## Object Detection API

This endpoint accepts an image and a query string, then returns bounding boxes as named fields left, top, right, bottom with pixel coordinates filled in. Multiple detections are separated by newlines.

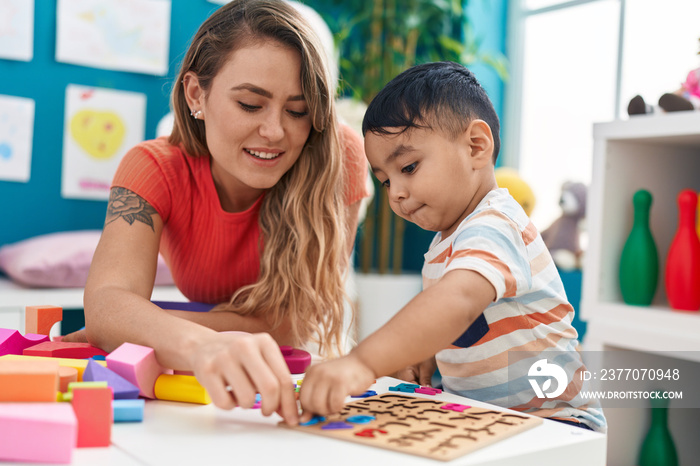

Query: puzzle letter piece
left=0, top=328, right=50, bottom=356
left=0, top=402, right=77, bottom=464
left=25, top=305, right=63, bottom=335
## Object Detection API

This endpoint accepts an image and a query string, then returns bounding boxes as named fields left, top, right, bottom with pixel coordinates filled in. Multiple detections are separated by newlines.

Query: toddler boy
left=299, top=61, right=605, bottom=432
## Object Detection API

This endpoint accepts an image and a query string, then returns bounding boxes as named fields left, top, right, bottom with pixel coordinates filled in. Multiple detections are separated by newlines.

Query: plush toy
left=541, top=181, right=587, bottom=271
left=495, top=167, right=536, bottom=217
left=628, top=39, right=700, bottom=115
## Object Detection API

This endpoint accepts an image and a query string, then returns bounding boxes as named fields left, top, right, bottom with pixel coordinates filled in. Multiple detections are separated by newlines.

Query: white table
left=102, top=377, right=606, bottom=466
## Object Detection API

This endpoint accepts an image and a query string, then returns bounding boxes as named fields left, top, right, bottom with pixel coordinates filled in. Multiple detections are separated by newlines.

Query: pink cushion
left=0, top=231, right=174, bottom=288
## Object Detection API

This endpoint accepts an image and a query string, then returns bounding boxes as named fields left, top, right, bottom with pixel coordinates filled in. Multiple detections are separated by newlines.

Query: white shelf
left=581, top=111, right=700, bottom=465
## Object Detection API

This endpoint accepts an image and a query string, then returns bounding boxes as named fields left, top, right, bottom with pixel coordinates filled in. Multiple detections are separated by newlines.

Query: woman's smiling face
left=189, top=40, right=313, bottom=210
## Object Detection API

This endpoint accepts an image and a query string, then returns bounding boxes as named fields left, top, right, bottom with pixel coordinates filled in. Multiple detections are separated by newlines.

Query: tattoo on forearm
left=105, top=187, right=157, bottom=232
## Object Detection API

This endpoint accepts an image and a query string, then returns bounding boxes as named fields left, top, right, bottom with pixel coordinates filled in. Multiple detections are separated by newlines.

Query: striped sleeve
left=444, top=210, right=531, bottom=301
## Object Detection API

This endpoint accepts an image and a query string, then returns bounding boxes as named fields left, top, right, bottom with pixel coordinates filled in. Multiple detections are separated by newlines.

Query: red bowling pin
left=665, top=189, right=700, bottom=311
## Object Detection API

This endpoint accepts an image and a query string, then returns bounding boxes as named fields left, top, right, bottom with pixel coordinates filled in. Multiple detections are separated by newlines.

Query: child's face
left=365, top=126, right=483, bottom=238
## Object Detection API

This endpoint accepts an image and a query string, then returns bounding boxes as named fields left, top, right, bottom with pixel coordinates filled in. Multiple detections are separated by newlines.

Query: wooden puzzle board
left=283, top=393, right=542, bottom=462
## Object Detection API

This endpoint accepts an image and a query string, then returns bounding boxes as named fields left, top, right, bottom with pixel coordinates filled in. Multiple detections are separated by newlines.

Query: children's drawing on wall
left=61, top=85, right=145, bottom=201
left=0, top=95, right=34, bottom=183
left=55, top=0, right=171, bottom=76
left=0, top=0, right=34, bottom=61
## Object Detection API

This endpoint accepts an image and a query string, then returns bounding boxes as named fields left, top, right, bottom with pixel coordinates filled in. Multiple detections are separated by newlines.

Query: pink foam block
left=106, top=342, right=170, bottom=399
left=23, top=341, right=109, bottom=359
left=279, top=346, right=312, bottom=374
left=0, top=328, right=50, bottom=356
left=83, top=359, right=140, bottom=399
left=0, top=402, right=77, bottom=464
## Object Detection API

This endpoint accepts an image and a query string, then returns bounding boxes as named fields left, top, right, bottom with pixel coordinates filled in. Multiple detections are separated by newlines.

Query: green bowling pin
left=638, top=395, right=678, bottom=466
left=619, top=189, right=658, bottom=305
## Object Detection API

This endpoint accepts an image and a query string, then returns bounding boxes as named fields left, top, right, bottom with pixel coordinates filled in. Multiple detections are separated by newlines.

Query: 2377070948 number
left=581, top=368, right=680, bottom=381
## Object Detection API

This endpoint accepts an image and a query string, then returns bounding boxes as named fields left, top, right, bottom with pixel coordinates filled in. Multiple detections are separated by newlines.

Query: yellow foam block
left=0, top=354, right=107, bottom=381
left=154, top=374, right=211, bottom=405
left=0, top=358, right=60, bottom=401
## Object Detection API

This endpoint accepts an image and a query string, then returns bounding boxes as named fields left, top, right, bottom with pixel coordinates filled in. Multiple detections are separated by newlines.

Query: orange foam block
left=24, top=341, right=109, bottom=359
left=0, top=354, right=107, bottom=381
left=0, top=358, right=59, bottom=402
left=25, top=305, right=63, bottom=335
left=72, top=387, right=112, bottom=447
left=58, top=366, right=79, bottom=393
left=0, top=403, right=77, bottom=464
left=154, top=374, right=211, bottom=404
left=106, top=342, right=170, bottom=398
left=0, top=328, right=50, bottom=356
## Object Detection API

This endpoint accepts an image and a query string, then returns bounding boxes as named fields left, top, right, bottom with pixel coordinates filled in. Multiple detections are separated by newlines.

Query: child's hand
left=298, top=354, right=375, bottom=422
left=394, top=356, right=437, bottom=386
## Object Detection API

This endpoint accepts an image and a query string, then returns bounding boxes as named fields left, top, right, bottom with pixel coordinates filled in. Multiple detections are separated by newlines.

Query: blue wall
left=0, top=0, right=507, bottom=259
left=0, top=0, right=219, bottom=247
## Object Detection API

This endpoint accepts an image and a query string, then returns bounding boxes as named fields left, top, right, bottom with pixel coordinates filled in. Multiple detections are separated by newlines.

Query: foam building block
left=0, top=358, right=59, bottom=402
left=0, top=354, right=107, bottom=381
left=58, top=366, right=79, bottom=393
left=72, top=387, right=113, bottom=447
left=106, top=342, right=170, bottom=399
left=25, top=305, right=63, bottom=335
left=0, top=402, right=77, bottom=464
left=0, top=328, right=50, bottom=356
left=23, top=341, right=109, bottom=359
left=280, top=345, right=312, bottom=374
left=113, top=399, right=145, bottom=422
left=154, top=374, right=212, bottom=404
left=83, top=359, right=140, bottom=399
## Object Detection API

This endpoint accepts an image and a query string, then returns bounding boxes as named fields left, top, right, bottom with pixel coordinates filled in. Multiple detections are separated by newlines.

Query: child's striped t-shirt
left=422, top=188, right=606, bottom=432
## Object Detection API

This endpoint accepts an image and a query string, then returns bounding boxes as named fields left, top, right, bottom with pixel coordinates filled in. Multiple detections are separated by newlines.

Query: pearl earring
left=190, top=110, right=203, bottom=119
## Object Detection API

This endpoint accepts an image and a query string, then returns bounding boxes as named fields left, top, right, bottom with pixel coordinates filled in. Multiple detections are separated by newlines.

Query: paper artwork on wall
left=61, top=85, right=146, bottom=201
left=0, top=0, right=34, bottom=61
left=0, top=95, right=35, bottom=183
left=55, top=0, right=171, bottom=76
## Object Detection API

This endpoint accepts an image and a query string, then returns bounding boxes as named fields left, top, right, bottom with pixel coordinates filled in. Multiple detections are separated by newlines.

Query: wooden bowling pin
left=619, top=190, right=658, bottom=305
left=665, top=189, right=700, bottom=311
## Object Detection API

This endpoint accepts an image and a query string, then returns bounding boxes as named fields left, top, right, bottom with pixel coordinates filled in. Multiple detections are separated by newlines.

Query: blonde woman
left=69, top=0, right=369, bottom=424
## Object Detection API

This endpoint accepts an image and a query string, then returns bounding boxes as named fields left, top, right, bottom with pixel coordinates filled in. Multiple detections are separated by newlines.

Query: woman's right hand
left=190, top=331, right=299, bottom=425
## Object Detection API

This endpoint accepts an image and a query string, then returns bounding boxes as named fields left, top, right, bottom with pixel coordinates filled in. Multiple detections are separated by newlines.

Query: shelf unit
left=581, top=111, right=700, bottom=465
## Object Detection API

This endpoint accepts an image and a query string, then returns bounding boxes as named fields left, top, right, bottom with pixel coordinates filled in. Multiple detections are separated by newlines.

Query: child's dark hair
left=362, top=61, right=500, bottom=162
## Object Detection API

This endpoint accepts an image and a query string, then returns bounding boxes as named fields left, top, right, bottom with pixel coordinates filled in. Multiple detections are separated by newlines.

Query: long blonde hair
left=169, top=0, right=347, bottom=356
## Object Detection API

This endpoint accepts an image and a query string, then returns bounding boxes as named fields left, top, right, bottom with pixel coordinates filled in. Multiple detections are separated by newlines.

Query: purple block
left=83, top=359, right=140, bottom=399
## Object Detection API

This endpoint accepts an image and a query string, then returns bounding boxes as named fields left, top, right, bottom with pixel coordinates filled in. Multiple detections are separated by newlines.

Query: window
left=505, top=0, right=700, bottom=230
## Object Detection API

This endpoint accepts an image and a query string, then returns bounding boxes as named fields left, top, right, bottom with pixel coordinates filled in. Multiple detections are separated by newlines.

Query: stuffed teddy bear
left=541, top=181, right=587, bottom=271
left=628, top=39, right=700, bottom=115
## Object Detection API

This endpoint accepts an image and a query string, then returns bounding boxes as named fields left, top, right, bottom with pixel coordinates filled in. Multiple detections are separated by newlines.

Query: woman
left=76, top=0, right=369, bottom=424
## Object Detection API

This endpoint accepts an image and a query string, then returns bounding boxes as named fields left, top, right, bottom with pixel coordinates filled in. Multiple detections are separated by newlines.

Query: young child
left=299, top=61, right=606, bottom=432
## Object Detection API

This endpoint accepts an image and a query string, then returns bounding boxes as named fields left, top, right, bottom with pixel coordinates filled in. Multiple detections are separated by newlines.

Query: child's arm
left=299, top=269, right=496, bottom=419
